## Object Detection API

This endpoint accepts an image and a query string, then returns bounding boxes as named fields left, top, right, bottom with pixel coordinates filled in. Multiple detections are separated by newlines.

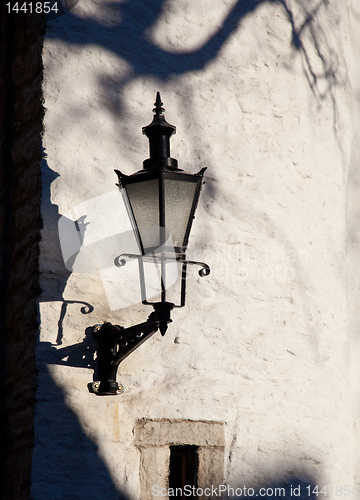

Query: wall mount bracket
left=89, top=302, right=174, bottom=395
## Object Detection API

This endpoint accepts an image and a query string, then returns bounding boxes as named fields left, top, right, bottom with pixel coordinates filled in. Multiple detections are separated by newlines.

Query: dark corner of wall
left=0, top=6, right=46, bottom=500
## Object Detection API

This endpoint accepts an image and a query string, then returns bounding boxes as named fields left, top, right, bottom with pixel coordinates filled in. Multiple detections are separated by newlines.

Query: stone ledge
left=134, top=418, right=225, bottom=447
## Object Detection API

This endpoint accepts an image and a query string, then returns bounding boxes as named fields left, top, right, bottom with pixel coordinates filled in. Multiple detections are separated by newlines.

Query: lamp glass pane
left=125, top=178, right=160, bottom=251
left=164, top=177, right=198, bottom=248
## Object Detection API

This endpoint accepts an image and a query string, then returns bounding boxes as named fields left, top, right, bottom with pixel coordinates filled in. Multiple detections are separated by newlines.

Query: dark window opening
left=169, top=445, right=199, bottom=499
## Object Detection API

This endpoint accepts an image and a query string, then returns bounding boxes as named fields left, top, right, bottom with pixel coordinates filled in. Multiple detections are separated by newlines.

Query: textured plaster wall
left=34, top=1, right=358, bottom=498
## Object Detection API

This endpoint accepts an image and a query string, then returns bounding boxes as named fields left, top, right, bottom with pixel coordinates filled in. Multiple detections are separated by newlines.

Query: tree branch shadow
left=45, top=0, right=345, bottom=158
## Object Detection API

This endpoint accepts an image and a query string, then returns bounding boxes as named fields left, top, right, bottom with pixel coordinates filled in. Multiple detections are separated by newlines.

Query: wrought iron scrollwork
left=186, top=260, right=210, bottom=277
left=113, top=252, right=210, bottom=308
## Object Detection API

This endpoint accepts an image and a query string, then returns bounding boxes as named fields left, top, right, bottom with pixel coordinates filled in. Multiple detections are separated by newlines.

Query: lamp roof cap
left=142, top=92, right=176, bottom=138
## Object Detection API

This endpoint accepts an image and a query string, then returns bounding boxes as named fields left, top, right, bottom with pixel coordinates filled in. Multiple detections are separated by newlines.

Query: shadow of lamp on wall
left=90, top=92, right=210, bottom=395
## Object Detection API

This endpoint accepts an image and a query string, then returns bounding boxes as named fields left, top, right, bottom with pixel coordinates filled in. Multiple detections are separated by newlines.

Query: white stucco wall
left=33, top=1, right=360, bottom=498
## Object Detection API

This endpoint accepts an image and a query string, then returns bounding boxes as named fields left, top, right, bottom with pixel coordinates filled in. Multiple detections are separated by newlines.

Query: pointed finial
left=142, top=92, right=178, bottom=170
left=153, top=91, right=165, bottom=116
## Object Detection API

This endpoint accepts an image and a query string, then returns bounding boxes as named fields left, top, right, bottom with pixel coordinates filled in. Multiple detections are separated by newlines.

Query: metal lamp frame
left=90, top=93, right=210, bottom=395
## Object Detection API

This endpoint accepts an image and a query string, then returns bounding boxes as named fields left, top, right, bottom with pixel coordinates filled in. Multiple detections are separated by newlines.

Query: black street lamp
left=91, top=93, right=210, bottom=395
